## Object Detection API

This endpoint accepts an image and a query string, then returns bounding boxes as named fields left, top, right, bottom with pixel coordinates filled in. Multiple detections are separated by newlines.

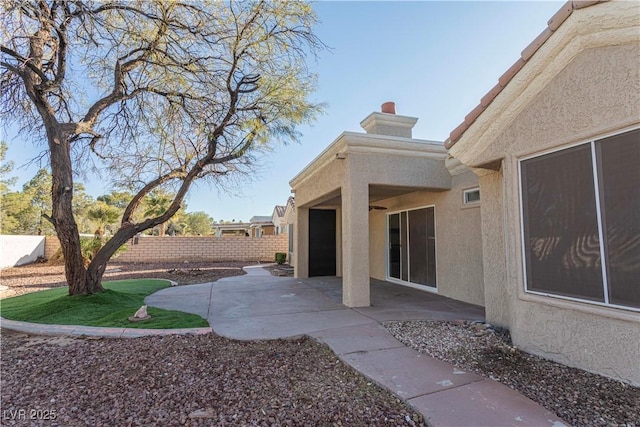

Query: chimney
left=360, top=102, right=418, bottom=138
left=381, top=101, right=396, bottom=114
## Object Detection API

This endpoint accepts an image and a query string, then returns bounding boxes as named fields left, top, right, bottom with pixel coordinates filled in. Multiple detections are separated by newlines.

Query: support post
left=294, top=207, right=309, bottom=278
left=341, top=181, right=370, bottom=307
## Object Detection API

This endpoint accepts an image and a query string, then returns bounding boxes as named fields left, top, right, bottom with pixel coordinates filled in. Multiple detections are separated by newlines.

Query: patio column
left=336, top=207, right=342, bottom=277
left=341, top=180, right=370, bottom=307
left=294, top=207, right=309, bottom=278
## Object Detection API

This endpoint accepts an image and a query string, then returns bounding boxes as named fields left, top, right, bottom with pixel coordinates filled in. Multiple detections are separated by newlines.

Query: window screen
left=521, top=144, right=604, bottom=302
left=596, top=130, right=640, bottom=308
left=520, top=128, right=640, bottom=309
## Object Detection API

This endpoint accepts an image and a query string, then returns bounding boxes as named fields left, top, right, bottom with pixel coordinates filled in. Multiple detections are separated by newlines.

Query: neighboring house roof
left=287, top=196, right=295, bottom=209
left=249, top=215, right=273, bottom=224
left=273, top=205, right=286, bottom=217
left=212, top=223, right=251, bottom=234
left=445, top=0, right=610, bottom=149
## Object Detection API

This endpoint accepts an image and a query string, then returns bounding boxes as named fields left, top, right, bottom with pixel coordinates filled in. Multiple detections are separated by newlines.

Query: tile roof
left=249, top=215, right=273, bottom=224
left=274, top=205, right=286, bottom=217
left=287, top=196, right=295, bottom=209
left=445, top=0, right=610, bottom=149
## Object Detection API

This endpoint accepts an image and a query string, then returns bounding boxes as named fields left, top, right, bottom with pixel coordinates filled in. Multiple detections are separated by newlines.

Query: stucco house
left=283, top=197, right=296, bottom=263
left=212, top=222, right=251, bottom=237
left=447, top=0, right=639, bottom=386
left=271, top=205, right=287, bottom=235
left=290, top=0, right=638, bottom=385
left=290, top=103, right=485, bottom=308
left=248, top=216, right=275, bottom=238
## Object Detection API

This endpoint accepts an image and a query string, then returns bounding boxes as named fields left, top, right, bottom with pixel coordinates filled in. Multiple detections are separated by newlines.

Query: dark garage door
left=309, top=209, right=336, bottom=277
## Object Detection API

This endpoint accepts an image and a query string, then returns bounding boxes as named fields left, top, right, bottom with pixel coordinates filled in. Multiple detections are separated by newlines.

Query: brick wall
left=44, top=234, right=289, bottom=263
left=44, top=236, right=61, bottom=259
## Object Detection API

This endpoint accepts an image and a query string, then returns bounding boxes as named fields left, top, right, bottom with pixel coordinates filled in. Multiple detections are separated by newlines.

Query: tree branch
left=0, top=45, right=48, bottom=82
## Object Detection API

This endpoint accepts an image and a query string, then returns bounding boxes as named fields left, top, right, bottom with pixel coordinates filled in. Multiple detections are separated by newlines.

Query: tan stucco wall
left=291, top=132, right=451, bottom=306
left=476, top=43, right=640, bottom=385
left=369, top=170, right=484, bottom=307
left=480, top=44, right=640, bottom=164
left=294, top=158, right=346, bottom=208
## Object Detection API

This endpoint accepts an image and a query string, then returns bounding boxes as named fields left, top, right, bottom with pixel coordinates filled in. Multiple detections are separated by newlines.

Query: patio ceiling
left=307, top=184, right=445, bottom=210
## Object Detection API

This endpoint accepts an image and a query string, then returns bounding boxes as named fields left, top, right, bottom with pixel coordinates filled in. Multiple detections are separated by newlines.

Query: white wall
left=0, top=235, right=46, bottom=268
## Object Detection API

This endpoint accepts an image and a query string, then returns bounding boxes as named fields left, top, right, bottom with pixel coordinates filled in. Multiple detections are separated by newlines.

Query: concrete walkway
left=146, top=265, right=566, bottom=427
left=1, top=266, right=566, bottom=426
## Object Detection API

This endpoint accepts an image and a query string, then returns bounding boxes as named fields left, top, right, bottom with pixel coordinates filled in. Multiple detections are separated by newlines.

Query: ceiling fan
left=368, top=205, right=388, bottom=211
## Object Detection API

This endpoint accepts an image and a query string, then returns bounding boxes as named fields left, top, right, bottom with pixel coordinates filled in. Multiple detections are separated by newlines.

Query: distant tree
left=0, top=141, right=17, bottom=195
left=0, top=191, right=33, bottom=234
left=142, top=191, right=173, bottom=237
left=97, top=191, right=136, bottom=210
left=23, top=169, right=52, bottom=224
left=1, top=1, right=323, bottom=294
left=87, top=202, right=121, bottom=237
left=185, top=211, right=213, bottom=236
left=72, top=189, right=95, bottom=234
left=0, top=168, right=93, bottom=235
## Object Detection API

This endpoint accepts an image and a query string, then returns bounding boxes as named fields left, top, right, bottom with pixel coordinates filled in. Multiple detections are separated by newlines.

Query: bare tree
left=1, top=0, right=323, bottom=294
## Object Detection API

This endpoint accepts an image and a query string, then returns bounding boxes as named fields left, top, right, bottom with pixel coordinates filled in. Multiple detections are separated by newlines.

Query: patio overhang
left=290, top=126, right=452, bottom=308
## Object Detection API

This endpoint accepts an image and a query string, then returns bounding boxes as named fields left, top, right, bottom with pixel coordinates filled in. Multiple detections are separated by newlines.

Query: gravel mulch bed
left=0, top=261, right=253, bottom=298
left=1, top=331, right=425, bottom=426
left=264, top=264, right=294, bottom=277
left=385, top=320, right=640, bottom=427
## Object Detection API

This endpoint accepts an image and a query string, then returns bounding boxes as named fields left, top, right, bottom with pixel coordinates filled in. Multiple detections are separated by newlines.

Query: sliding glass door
left=387, top=206, right=436, bottom=288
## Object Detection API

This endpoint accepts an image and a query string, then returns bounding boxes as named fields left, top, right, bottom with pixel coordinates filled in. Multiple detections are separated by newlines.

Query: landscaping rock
left=1, top=331, right=425, bottom=426
left=385, top=320, right=640, bottom=427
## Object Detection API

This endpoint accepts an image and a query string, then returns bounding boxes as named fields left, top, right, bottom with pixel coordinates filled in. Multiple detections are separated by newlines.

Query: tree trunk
left=86, top=223, right=141, bottom=289
left=48, top=130, right=99, bottom=295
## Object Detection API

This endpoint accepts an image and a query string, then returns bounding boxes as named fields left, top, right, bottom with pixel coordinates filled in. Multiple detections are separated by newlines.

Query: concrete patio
left=146, top=264, right=486, bottom=339
left=146, top=265, right=566, bottom=427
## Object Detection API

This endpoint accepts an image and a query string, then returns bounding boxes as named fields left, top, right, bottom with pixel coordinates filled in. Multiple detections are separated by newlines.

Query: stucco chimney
left=360, top=102, right=418, bottom=138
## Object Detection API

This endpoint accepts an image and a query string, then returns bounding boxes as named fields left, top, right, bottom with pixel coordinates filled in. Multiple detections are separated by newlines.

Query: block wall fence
left=43, top=234, right=289, bottom=263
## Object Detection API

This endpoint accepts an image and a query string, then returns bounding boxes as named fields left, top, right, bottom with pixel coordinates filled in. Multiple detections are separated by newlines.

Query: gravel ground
left=264, top=264, right=294, bottom=277
left=3, top=263, right=637, bottom=426
left=1, top=262, right=424, bottom=426
left=0, top=261, right=251, bottom=298
left=1, top=331, right=425, bottom=426
left=385, top=320, right=640, bottom=427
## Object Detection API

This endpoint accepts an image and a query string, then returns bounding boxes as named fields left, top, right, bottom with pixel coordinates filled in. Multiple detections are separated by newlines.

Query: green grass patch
left=0, top=280, right=209, bottom=329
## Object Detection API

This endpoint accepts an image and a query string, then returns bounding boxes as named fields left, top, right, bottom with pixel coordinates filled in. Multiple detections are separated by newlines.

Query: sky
left=2, top=1, right=565, bottom=223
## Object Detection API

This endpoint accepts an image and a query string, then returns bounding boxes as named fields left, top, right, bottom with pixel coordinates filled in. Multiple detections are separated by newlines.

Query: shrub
left=275, top=252, right=287, bottom=265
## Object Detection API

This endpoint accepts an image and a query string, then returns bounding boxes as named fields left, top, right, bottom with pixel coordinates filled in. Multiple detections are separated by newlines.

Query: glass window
left=520, top=128, right=640, bottom=310
left=463, top=188, right=481, bottom=204
left=387, top=207, right=436, bottom=288
left=596, top=130, right=640, bottom=308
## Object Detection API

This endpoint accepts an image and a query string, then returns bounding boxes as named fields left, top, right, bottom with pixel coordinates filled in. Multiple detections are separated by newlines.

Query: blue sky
left=3, top=1, right=564, bottom=222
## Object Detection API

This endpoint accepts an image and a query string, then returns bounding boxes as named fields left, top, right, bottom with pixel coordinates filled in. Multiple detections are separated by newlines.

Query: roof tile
left=521, top=28, right=554, bottom=61
left=498, top=58, right=526, bottom=87
left=449, top=122, right=468, bottom=144
left=480, top=83, right=504, bottom=107
left=547, top=3, right=574, bottom=31
left=464, top=104, right=486, bottom=126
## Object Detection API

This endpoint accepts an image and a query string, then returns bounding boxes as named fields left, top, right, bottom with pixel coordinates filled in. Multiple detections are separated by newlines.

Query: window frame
left=517, top=127, right=640, bottom=312
left=462, top=187, right=481, bottom=207
left=385, top=204, right=438, bottom=293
